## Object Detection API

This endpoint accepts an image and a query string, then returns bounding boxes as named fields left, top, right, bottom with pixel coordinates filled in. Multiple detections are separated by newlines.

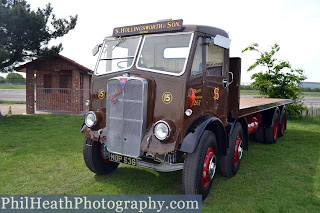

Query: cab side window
left=205, top=38, right=224, bottom=76
left=191, top=38, right=203, bottom=78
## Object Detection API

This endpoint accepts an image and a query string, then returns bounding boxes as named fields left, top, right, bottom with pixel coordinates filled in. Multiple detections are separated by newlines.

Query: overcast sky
left=2, top=0, right=320, bottom=83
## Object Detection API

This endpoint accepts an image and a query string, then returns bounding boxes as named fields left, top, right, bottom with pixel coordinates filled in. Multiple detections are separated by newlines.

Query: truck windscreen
left=95, top=32, right=193, bottom=76
left=95, top=36, right=141, bottom=75
left=137, top=32, right=193, bottom=75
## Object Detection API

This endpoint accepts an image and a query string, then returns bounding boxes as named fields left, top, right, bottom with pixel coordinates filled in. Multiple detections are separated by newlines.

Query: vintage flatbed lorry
left=80, top=19, right=292, bottom=200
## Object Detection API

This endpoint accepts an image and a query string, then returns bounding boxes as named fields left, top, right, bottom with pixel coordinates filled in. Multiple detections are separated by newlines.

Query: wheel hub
left=234, top=135, right=243, bottom=165
left=100, top=143, right=111, bottom=163
left=202, top=147, right=216, bottom=187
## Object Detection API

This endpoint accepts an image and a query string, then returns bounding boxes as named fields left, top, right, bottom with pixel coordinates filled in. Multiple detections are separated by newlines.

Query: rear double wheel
left=264, top=110, right=280, bottom=144
left=254, top=109, right=281, bottom=144
left=182, top=130, right=217, bottom=201
left=83, top=137, right=119, bottom=175
left=278, top=108, right=287, bottom=137
left=219, top=122, right=244, bottom=177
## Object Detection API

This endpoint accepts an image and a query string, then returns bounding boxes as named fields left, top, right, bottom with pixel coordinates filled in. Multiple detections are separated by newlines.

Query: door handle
left=222, top=72, right=234, bottom=88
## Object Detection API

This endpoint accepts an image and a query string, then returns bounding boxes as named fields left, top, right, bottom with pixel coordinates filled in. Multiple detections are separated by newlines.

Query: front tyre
left=182, top=130, right=217, bottom=201
left=83, top=137, right=119, bottom=175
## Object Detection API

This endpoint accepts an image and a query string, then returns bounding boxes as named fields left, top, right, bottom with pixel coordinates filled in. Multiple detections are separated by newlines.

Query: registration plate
left=109, top=153, right=137, bottom=166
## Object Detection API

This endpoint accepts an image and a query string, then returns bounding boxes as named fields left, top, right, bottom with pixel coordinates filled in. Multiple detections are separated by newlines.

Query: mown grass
left=0, top=115, right=319, bottom=212
left=0, top=100, right=26, bottom=104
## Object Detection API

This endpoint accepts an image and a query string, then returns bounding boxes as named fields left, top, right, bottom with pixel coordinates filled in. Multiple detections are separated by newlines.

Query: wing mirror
left=92, top=44, right=102, bottom=56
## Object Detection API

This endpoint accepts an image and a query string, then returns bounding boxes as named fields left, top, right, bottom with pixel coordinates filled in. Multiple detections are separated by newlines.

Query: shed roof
left=17, top=54, right=92, bottom=74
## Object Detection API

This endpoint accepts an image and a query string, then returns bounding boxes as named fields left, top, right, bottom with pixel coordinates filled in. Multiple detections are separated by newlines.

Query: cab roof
left=182, top=25, right=229, bottom=38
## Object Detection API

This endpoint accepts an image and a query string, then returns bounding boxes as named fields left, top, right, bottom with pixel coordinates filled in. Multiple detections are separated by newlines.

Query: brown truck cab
left=81, top=19, right=292, bottom=200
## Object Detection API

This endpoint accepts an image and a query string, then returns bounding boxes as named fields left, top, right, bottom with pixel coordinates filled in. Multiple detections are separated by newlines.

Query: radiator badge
left=162, top=92, right=173, bottom=104
left=109, top=89, right=122, bottom=104
left=119, top=78, right=128, bottom=89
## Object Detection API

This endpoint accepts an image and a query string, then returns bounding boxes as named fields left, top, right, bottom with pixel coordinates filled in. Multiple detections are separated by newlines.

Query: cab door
left=203, top=37, right=229, bottom=125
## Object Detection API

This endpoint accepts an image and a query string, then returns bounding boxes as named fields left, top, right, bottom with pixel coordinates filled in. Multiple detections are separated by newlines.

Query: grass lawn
left=0, top=100, right=26, bottom=104
left=0, top=115, right=319, bottom=212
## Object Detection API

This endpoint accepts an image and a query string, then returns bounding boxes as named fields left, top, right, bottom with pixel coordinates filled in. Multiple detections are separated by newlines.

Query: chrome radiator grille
left=106, top=76, right=148, bottom=158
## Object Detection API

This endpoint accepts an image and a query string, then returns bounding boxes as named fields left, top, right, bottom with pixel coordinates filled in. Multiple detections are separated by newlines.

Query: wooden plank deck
left=239, top=97, right=292, bottom=117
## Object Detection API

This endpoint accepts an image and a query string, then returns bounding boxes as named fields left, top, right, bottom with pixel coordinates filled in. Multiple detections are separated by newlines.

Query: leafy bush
left=242, top=43, right=307, bottom=117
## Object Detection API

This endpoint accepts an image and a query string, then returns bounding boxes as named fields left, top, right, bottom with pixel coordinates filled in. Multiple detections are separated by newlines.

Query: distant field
left=0, top=84, right=26, bottom=89
left=240, top=90, right=260, bottom=96
left=303, top=92, right=320, bottom=97
left=240, top=90, right=320, bottom=97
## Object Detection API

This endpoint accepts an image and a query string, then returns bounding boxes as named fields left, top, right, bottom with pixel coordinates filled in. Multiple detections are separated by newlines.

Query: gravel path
left=0, top=89, right=26, bottom=101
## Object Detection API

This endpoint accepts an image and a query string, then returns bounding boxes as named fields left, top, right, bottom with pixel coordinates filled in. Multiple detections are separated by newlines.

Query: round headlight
left=154, top=121, right=171, bottom=141
left=85, top=111, right=97, bottom=128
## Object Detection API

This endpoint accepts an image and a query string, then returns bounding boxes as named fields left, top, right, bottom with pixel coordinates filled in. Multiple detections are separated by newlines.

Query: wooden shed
left=18, top=54, right=92, bottom=115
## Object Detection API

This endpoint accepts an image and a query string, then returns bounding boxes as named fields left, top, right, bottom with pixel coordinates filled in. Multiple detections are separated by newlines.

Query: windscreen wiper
left=112, top=37, right=126, bottom=50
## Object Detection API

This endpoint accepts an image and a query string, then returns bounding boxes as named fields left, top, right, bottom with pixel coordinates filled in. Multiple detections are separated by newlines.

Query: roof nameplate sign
left=113, top=19, right=183, bottom=37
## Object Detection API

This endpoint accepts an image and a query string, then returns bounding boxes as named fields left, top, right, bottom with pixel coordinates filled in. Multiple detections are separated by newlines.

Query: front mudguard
left=179, top=115, right=227, bottom=156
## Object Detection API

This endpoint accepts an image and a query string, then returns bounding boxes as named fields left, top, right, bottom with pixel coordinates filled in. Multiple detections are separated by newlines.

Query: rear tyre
left=254, top=126, right=265, bottom=143
left=264, top=111, right=280, bottom=144
left=219, top=122, right=244, bottom=177
left=278, top=108, right=287, bottom=137
left=182, top=130, right=217, bottom=201
left=83, top=137, right=119, bottom=175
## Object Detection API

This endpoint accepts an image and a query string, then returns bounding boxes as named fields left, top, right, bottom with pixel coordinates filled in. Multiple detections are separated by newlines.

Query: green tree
left=5, top=72, right=25, bottom=84
left=242, top=43, right=307, bottom=117
left=0, top=0, right=77, bottom=72
left=0, top=76, right=5, bottom=83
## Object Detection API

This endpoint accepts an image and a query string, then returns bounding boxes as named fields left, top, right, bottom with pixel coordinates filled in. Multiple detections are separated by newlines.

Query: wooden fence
left=301, top=107, right=320, bottom=117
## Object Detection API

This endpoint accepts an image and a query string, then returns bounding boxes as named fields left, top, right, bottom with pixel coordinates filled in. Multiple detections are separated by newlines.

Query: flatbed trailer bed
left=239, top=97, right=292, bottom=117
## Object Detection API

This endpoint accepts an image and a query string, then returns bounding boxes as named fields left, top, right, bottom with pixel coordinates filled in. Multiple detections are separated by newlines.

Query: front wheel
left=182, top=130, right=217, bottom=201
left=83, top=137, right=119, bottom=175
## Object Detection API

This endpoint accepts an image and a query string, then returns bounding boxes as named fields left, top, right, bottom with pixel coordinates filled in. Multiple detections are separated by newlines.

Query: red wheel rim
left=274, top=119, right=279, bottom=139
left=234, top=134, right=243, bottom=166
left=202, top=147, right=216, bottom=187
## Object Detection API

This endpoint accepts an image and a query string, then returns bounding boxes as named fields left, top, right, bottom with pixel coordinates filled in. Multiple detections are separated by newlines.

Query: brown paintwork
left=83, top=21, right=292, bottom=155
